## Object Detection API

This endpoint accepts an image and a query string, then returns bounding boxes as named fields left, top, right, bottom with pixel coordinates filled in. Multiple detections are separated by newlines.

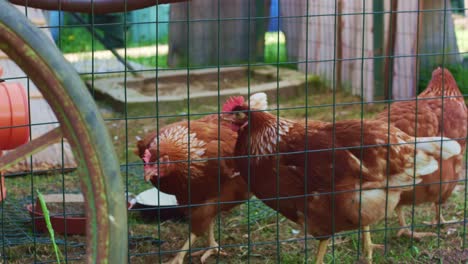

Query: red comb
left=222, top=96, right=245, bottom=112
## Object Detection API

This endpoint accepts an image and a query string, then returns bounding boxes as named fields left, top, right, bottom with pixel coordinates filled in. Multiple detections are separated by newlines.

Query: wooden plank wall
left=340, top=0, right=375, bottom=102
left=292, top=0, right=376, bottom=102
left=280, top=0, right=307, bottom=63
left=390, top=1, right=419, bottom=100
left=297, top=1, right=336, bottom=86
left=281, top=0, right=460, bottom=101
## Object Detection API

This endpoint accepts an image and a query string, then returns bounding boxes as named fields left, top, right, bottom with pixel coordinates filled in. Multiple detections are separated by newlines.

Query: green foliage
left=418, top=64, right=468, bottom=95
left=58, top=27, right=106, bottom=54
left=57, top=27, right=165, bottom=54
left=127, top=54, right=169, bottom=68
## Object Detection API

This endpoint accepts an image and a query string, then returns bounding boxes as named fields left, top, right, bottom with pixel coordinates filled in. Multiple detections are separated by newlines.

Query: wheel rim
left=0, top=1, right=128, bottom=263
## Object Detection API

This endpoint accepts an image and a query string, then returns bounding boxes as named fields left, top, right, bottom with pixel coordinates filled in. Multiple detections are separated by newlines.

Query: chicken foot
left=396, top=207, right=437, bottom=240
left=422, top=203, right=458, bottom=226
left=165, top=233, right=197, bottom=264
left=362, top=226, right=384, bottom=263
left=190, top=221, right=227, bottom=263
left=315, top=238, right=330, bottom=264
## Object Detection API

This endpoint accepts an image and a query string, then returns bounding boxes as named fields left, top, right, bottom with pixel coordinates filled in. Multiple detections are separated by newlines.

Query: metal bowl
left=128, top=188, right=184, bottom=221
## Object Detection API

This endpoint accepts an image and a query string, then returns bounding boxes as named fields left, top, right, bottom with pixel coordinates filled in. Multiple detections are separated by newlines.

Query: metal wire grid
left=0, top=0, right=467, bottom=263
left=0, top=198, right=85, bottom=261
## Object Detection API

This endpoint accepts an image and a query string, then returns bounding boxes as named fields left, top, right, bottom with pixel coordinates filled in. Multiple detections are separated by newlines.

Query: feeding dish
left=27, top=193, right=133, bottom=235
left=128, top=187, right=183, bottom=221
left=27, top=193, right=86, bottom=235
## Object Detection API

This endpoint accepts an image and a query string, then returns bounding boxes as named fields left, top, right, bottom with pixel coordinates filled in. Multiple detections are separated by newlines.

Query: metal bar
left=0, top=127, right=63, bottom=171
left=335, top=0, right=343, bottom=91
left=8, top=0, right=189, bottom=14
left=373, top=0, right=385, bottom=98
left=254, top=0, right=267, bottom=62
left=383, top=0, right=398, bottom=100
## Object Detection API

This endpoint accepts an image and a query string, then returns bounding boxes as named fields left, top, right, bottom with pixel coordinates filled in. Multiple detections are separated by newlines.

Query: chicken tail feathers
left=410, top=136, right=461, bottom=177
left=390, top=137, right=461, bottom=189
left=415, top=136, right=461, bottom=160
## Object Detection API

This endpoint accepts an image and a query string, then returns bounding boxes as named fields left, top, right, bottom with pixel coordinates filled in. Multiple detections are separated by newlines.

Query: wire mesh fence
left=0, top=0, right=467, bottom=263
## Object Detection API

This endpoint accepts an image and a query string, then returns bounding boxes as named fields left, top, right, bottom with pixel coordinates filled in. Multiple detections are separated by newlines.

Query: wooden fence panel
left=280, top=0, right=307, bottom=63
left=281, top=0, right=460, bottom=101
left=340, top=0, right=374, bottom=102
left=297, top=1, right=336, bottom=85
left=391, top=1, right=419, bottom=99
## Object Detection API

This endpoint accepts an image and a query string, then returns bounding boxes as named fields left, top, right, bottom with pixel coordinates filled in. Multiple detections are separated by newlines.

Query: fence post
left=383, top=0, right=398, bottom=100
left=373, top=0, right=385, bottom=99
left=336, top=0, right=343, bottom=92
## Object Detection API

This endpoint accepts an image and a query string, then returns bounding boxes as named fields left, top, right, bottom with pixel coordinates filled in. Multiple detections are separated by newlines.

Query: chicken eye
left=235, top=112, right=246, bottom=119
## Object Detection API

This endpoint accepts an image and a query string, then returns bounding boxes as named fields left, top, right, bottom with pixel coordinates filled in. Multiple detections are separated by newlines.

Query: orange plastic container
left=0, top=68, right=30, bottom=202
left=0, top=76, right=30, bottom=150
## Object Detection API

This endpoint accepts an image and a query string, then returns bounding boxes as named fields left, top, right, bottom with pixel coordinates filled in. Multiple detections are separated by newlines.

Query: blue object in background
left=48, top=11, right=64, bottom=43
left=268, top=0, right=281, bottom=32
left=129, top=4, right=170, bottom=43
left=47, top=5, right=170, bottom=45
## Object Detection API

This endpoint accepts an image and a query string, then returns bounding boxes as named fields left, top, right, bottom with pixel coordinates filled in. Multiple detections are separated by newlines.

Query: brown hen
left=136, top=115, right=250, bottom=264
left=222, top=93, right=461, bottom=263
left=376, top=67, right=467, bottom=239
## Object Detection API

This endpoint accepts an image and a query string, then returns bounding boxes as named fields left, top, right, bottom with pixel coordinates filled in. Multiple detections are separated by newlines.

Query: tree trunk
left=168, top=0, right=269, bottom=67
left=418, top=0, right=460, bottom=69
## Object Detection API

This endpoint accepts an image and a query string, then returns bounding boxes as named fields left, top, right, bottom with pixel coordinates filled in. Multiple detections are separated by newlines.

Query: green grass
left=127, top=54, right=169, bottom=69
left=8, top=173, right=466, bottom=263
left=57, top=26, right=165, bottom=54
left=58, top=27, right=106, bottom=54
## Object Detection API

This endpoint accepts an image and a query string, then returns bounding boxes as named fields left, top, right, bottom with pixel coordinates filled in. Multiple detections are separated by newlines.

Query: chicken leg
left=422, top=203, right=458, bottom=226
left=315, top=239, right=330, bottom=264
left=362, top=226, right=384, bottom=262
left=165, top=233, right=197, bottom=264
left=190, top=221, right=227, bottom=263
left=396, top=207, right=437, bottom=240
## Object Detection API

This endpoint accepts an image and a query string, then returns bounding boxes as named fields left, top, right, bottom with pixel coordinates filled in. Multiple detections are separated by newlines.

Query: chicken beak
left=143, top=164, right=158, bottom=182
left=144, top=170, right=153, bottom=182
